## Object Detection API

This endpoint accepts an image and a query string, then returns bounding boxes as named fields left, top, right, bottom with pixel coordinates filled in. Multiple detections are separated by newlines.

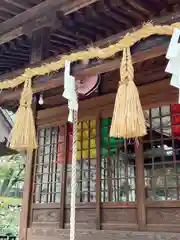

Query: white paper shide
left=166, top=28, right=180, bottom=103
left=63, top=61, right=78, bottom=122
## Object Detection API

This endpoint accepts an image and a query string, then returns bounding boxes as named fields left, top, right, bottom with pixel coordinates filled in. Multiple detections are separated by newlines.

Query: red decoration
left=172, top=104, right=180, bottom=138
left=67, top=124, right=73, bottom=164
left=57, top=124, right=72, bottom=164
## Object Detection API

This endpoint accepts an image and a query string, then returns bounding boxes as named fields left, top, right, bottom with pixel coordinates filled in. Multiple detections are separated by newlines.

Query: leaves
left=0, top=154, right=25, bottom=196
left=0, top=154, right=24, bottom=236
left=0, top=203, right=20, bottom=236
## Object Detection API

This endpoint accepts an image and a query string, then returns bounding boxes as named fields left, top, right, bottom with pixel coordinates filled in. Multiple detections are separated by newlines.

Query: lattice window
left=33, top=126, right=65, bottom=203
left=65, top=120, right=96, bottom=204
left=144, top=105, right=180, bottom=201
left=100, top=118, right=136, bottom=202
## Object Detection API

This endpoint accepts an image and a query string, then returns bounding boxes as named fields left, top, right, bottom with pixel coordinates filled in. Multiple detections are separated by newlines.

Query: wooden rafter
left=0, top=0, right=99, bottom=44
left=0, top=41, right=168, bottom=105
left=0, top=10, right=179, bottom=105
left=1, top=0, right=31, bottom=11
left=1, top=8, right=178, bottom=78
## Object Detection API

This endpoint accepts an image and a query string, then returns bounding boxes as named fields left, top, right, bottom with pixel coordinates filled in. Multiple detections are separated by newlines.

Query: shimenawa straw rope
left=110, top=47, right=147, bottom=139
left=1, top=22, right=178, bottom=150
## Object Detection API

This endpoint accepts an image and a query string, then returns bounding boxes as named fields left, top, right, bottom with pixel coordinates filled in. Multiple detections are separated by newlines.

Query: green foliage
left=0, top=196, right=21, bottom=205
left=0, top=203, right=20, bottom=236
left=0, top=154, right=25, bottom=197
left=0, top=154, right=24, bottom=236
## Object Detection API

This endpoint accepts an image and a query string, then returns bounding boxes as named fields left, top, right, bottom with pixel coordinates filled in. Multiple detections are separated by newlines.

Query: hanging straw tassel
left=110, top=47, right=147, bottom=139
left=10, top=78, right=37, bottom=151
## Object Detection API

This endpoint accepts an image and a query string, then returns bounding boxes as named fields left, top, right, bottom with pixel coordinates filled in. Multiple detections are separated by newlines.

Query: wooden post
left=135, top=139, right=146, bottom=230
left=19, top=27, right=51, bottom=240
left=30, top=27, right=51, bottom=63
left=96, top=114, right=101, bottom=229
left=19, top=97, right=37, bottom=240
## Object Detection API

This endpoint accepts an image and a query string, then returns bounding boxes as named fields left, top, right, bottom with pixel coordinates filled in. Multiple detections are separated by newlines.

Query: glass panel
left=65, top=120, right=96, bottom=204
left=33, top=126, right=64, bottom=203
left=144, top=105, right=180, bottom=201
left=100, top=118, right=136, bottom=203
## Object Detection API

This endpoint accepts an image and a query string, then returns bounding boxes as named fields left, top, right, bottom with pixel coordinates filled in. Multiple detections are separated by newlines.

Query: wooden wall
left=36, top=78, right=177, bottom=127
left=27, top=228, right=180, bottom=240
left=27, top=78, right=180, bottom=240
left=30, top=204, right=138, bottom=230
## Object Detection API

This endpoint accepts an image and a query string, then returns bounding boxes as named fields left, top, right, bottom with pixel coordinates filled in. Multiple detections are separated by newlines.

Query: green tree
left=0, top=154, right=25, bottom=197
left=0, top=204, right=20, bottom=236
left=0, top=154, right=24, bottom=236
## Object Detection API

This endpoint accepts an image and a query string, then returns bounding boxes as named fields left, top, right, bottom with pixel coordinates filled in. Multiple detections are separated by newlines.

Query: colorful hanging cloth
left=172, top=104, right=180, bottom=138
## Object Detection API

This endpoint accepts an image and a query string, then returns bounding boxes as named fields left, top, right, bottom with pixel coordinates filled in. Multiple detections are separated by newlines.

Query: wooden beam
left=1, top=9, right=180, bottom=105
left=2, top=0, right=30, bottom=10
left=19, top=27, right=51, bottom=240
left=0, top=39, right=168, bottom=105
left=30, top=27, right=51, bottom=63
left=0, top=5, right=177, bottom=66
left=93, top=10, right=180, bottom=48
left=0, top=0, right=99, bottom=44
left=36, top=78, right=178, bottom=127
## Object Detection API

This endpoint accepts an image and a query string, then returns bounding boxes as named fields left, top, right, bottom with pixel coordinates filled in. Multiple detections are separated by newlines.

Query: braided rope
left=120, top=47, right=134, bottom=84
left=70, top=109, right=78, bottom=240
left=110, top=47, right=147, bottom=139
left=9, top=78, right=37, bottom=151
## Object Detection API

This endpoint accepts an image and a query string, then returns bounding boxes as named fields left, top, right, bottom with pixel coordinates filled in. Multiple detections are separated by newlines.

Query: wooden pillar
left=19, top=98, right=37, bottom=240
left=135, top=140, right=146, bottom=230
left=30, top=27, right=51, bottom=64
left=19, top=27, right=51, bottom=240
left=96, top=114, right=101, bottom=229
